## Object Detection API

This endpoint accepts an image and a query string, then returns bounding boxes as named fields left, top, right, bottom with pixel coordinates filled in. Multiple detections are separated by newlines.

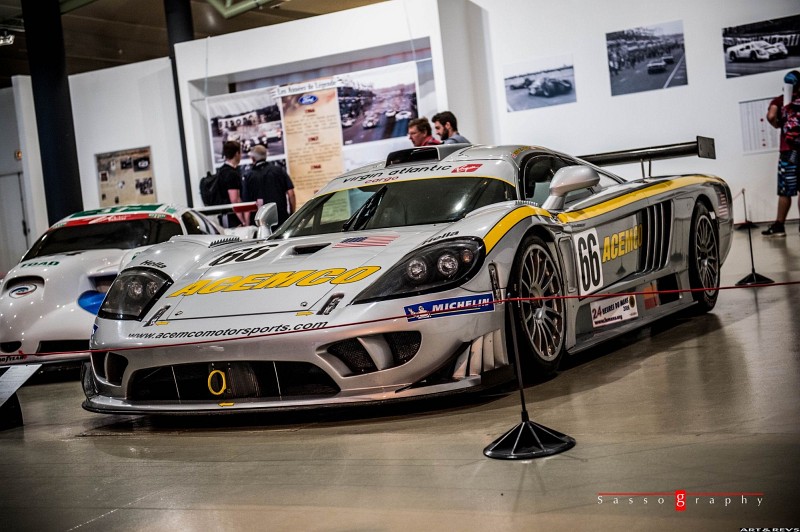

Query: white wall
left=68, top=57, right=185, bottom=210
left=470, top=0, right=800, bottom=222
left=4, top=0, right=797, bottom=230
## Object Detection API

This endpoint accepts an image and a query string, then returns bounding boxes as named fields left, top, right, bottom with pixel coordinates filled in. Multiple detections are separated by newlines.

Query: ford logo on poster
left=298, top=94, right=318, bottom=105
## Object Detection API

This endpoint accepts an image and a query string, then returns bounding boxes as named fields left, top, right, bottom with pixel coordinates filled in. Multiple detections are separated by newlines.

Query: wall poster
left=606, top=20, right=688, bottom=97
left=205, top=39, right=435, bottom=209
left=503, top=54, right=576, bottom=112
left=722, top=14, right=800, bottom=79
left=95, top=146, right=156, bottom=207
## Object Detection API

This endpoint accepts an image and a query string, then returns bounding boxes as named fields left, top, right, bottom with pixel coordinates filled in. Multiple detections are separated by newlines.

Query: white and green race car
left=0, top=204, right=229, bottom=369
left=82, top=140, right=732, bottom=414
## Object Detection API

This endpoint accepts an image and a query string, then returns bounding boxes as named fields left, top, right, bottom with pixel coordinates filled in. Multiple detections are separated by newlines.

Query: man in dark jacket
left=243, top=145, right=296, bottom=225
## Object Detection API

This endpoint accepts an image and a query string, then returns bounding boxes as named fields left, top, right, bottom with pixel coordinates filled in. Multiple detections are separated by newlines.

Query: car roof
left=317, top=144, right=567, bottom=194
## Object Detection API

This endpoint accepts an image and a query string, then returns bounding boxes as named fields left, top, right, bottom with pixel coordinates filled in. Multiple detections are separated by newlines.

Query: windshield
left=272, top=176, right=516, bottom=239
left=22, top=219, right=184, bottom=260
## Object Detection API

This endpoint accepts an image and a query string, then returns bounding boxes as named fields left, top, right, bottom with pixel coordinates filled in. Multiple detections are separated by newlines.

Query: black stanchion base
left=735, top=221, right=758, bottom=231
left=736, top=272, right=775, bottom=286
left=0, top=393, right=23, bottom=431
left=484, top=420, right=576, bottom=460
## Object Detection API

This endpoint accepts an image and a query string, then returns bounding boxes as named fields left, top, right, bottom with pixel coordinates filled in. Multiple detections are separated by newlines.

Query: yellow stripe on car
left=483, top=175, right=718, bottom=252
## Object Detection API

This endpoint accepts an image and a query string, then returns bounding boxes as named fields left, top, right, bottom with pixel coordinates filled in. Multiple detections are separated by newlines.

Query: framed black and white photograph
left=722, top=14, right=800, bottom=79
left=503, top=54, right=576, bottom=112
left=607, top=20, right=688, bottom=97
left=207, top=88, right=285, bottom=167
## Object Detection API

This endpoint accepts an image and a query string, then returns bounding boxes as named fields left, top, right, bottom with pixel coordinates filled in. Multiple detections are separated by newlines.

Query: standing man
left=408, top=117, right=442, bottom=147
left=243, top=144, right=296, bottom=226
left=432, top=111, right=470, bottom=144
left=762, top=70, right=800, bottom=237
left=218, top=140, right=248, bottom=227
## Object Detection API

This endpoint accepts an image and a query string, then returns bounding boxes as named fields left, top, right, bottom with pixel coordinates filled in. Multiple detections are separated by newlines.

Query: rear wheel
left=509, top=235, right=566, bottom=377
left=688, top=202, right=720, bottom=313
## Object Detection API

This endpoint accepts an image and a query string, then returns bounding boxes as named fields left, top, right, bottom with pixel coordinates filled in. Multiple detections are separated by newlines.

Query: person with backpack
left=762, top=70, right=800, bottom=237
left=217, top=140, right=247, bottom=227
left=242, top=145, right=295, bottom=226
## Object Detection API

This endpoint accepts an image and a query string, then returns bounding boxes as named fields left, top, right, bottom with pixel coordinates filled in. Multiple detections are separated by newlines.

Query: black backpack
left=199, top=170, right=222, bottom=206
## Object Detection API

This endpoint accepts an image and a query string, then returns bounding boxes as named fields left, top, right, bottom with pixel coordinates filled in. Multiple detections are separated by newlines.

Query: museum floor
left=2, top=225, right=799, bottom=531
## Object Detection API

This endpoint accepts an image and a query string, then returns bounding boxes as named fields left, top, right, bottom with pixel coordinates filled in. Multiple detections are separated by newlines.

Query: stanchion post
left=483, top=296, right=575, bottom=460
left=736, top=189, right=774, bottom=286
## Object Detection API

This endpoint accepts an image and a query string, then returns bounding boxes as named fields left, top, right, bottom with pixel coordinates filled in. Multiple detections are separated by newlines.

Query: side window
left=522, top=155, right=570, bottom=206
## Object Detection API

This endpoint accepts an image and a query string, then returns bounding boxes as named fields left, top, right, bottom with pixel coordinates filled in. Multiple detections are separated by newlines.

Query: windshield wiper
left=342, top=185, right=388, bottom=231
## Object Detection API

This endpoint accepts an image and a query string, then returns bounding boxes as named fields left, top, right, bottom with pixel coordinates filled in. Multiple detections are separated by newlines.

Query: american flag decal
left=333, top=235, right=398, bottom=248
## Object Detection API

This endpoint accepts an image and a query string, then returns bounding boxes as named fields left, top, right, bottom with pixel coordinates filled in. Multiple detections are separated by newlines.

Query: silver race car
left=0, top=204, right=225, bottom=368
left=82, top=139, right=732, bottom=414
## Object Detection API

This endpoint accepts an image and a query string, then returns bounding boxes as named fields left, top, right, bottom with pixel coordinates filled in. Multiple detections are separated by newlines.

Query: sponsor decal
left=64, top=212, right=179, bottom=227
left=0, top=354, right=25, bottom=363
left=333, top=235, right=398, bottom=248
left=404, top=293, right=494, bottom=322
left=20, top=261, right=59, bottom=268
left=9, top=284, right=37, bottom=298
left=451, top=163, right=482, bottom=173
left=127, top=321, right=328, bottom=339
left=144, top=305, right=171, bottom=327
left=421, top=231, right=459, bottom=245
left=166, top=266, right=380, bottom=297
left=141, top=259, right=166, bottom=269
left=602, top=223, right=643, bottom=263
left=298, top=94, right=318, bottom=105
left=590, top=294, right=638, bottom=328
left=510, top=146, right=531, bottom=159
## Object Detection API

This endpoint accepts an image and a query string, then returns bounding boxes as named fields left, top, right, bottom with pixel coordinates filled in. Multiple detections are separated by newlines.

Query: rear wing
left=579, top=136, right=715, bottom=178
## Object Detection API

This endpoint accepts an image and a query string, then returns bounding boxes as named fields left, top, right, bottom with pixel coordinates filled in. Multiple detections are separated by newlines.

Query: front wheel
left=688, top=202, right=720, bottom=313
left=508, top=235, right=566, bottom=377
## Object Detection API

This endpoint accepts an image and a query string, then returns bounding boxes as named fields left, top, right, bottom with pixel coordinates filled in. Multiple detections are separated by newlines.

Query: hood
left=139, top=227, right=448, bottom=320
left=0, top=248, right=128, bottom=325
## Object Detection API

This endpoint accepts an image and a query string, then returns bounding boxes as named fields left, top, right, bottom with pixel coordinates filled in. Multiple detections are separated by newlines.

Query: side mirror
left=541, top=165, right=600, bottom=211
left=254, top=202, right=279, bottom=238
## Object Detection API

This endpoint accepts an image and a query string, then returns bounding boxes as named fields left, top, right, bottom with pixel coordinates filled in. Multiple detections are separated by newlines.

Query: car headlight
left=353, top=238, right=485, bottom=304
left=98, top=268, right=172, bottom=321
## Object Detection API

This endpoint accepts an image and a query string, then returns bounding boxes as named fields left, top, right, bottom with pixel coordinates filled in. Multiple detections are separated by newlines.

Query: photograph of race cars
left=81, top=140, right=732, bottom=415
left=607, top=20, right=688, bottom=96
left=338, top=62, right=419, bottom=146
left=504, top=55, right=576, bottom=111
left=722, top=14, right=800, bottom=79
left=207, top=88, right=285, bottom=164
left=0, top=204, right=225, bottom=369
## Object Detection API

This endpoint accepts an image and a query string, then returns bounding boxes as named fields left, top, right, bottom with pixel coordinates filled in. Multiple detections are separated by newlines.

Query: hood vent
left=209, top=236, right=241, bottom=247
left=293, top=243, right=330, bottom=255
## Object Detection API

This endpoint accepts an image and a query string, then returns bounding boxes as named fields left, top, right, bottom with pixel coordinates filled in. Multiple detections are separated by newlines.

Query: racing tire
left=542, top=86, right=552, bottom=98
left=688, top=202, right=720, bottom=314
left=729, top=52, right=736, bottom=62
left=509, top=235, right=566, bottom=377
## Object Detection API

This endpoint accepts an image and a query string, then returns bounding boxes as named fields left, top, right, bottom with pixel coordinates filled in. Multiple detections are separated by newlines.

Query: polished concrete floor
left=2, top=226, right=799, bottom=531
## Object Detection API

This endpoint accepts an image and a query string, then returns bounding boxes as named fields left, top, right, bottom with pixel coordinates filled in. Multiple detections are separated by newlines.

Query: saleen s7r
left=82, top=140, right=732, bottom=414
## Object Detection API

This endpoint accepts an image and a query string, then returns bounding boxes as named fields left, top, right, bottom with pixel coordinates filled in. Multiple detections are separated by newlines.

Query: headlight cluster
left=98, top=268, right=172, bottom=321
left=354, top=238, right=484, bottom=303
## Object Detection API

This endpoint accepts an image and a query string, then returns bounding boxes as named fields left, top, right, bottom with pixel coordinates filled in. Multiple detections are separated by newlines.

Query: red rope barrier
left=20, top=279, right=800, bottom=357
